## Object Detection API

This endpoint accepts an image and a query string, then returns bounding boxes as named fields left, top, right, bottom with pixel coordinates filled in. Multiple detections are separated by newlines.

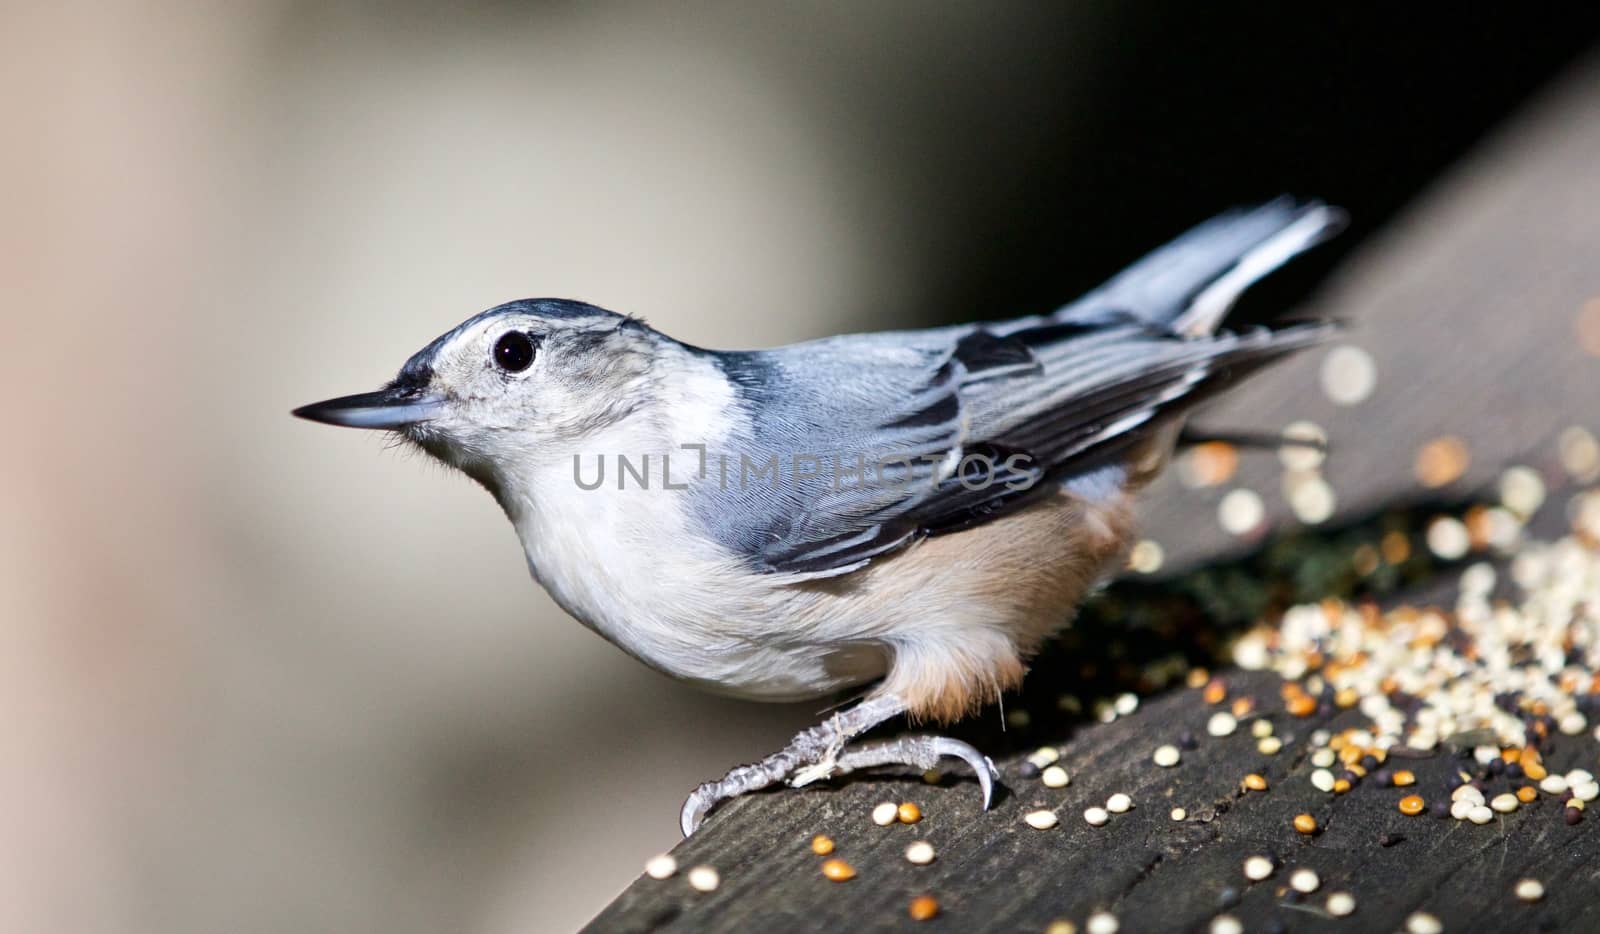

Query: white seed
left=1469, top=804, right=1494, bottom=825
left=1451, top=785, right=1485, bottom=805
left=1540, top=775, right=1569, bottom=796
left=1459, top=562, right=1496, bottom=595
left=1170, top=807, right=1187, bottom=821
left=1106, top=793, right=1133, bottom=813
left=1499, top=465, right=1546, bottom=517
left=1560, top=712, right=1587, bottom=735
left=1567, top=769, right=1594, bottom=785
left=1573, top=782, right=1599, bottom=803
left=1085, top=911, right=1119, bottom=934
left=1321, top=345, right=1377, bottom=405
left=872, top=802, right=900, bottom=826
left=1114, top=692, right=1139, bottom=715
left=644, top=854, right=677, bottom=880
left=1026, top=746, right=1061, bottom=768
left=1311, top=748, right=1336, bottom=768
left=1257, top=736, right=1283, bottom=755
left=687, top=864, right=720, bottom=892
left=1153, top=744, right=1181, bottom=767
left=1290, top=868, right=1320, bottom=893
left=1288, top=474, right=1338, bottom=524
left=1406, top=911, right=1443, bottom=934
left=905, top=840, right=936, bottom=865
left=1250, top=718, right=1273, bottom=738
left=1427, top=517, right=1471, bottom=560
left=1233, top=631, right=1270, bottom=670
left=1207, top=712, right=1239, bottom=737
left=1243, top=855, right=1274, bottom=881
left=1025, top=809, right=1059, bottom=830
left=1219, top=489, right=1266, bottom=536
left=1210, top=915, right=1243, bottom=934
left=1042, top=765, right=1071, bottom=788
left=1558, top=426, right=1600, bottom=481
left=1449, top=799, right=1474, bottom=821
left=1484, top=506, right=1524, bottom=548
left=1128, top=539, right=1165, bottom=573
left=1084, top=806, right=1110, bottom=827
left=1279, top=420, right=1328, bottom=471
left=1326, top=892, right=1357, bottom=916
left=1490, top=793, right=1519, bottom=813
left=1514, top=877, right=1545, bottom=902
left=1311, top=769, right=1336, bottom=792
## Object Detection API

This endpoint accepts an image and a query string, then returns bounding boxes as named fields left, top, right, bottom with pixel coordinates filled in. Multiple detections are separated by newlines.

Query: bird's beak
left=292, top=387, right=448, bottom=429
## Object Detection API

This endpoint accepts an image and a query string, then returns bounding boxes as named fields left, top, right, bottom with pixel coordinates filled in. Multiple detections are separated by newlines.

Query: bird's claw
left=679, top=733, right=1002, bottom=836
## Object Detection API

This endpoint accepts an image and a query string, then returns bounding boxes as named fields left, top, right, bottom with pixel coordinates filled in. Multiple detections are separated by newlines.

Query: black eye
left=493, top=331, right=536, bottom=372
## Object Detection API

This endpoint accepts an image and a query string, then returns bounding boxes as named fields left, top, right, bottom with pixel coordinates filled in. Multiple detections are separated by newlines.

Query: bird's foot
left=788, top=712, right=849, bottom=788
left=829, top=735, right=999, bottom=808
left=679, top=695, right=1001, bottom=835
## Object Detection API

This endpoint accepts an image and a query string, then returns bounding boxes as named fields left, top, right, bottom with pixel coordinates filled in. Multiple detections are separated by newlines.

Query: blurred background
left=6, top=4, right=1600, bottom=932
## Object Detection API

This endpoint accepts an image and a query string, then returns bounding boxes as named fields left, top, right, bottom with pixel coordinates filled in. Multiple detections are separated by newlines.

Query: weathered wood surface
left=587, top=492, right=1594, bottom=933
left=585, top=58, right=1600, bottom=933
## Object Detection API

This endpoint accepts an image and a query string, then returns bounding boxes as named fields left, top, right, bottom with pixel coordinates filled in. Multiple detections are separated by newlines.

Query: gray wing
left=699, top=315, right=1327, bottom=579
left=693, top=200, right=1341, bottom=579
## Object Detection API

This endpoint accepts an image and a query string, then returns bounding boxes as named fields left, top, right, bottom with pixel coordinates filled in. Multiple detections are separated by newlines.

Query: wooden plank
left=587, top=56, right=1600, bottom=933
left=590, top=491, right=1598, bottom=932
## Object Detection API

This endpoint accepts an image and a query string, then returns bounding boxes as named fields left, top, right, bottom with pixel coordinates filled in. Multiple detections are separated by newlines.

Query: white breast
left=497, top=351, right=887, bottom=701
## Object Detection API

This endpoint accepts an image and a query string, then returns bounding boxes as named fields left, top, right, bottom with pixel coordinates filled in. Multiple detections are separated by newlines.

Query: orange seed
left=898, top=802, right=922, bottom=824
left=1392, top=770, right=1415, bottom=787
left=1398, top=794, right=1425, bottom=816
left=1293, top=814, right=1318, bottom=834
left=1243, top=773, right=1269, bottom=792
left=810, top=834, right=834, bottom=855
left=909, top=895, right=940, bottom=921
left=820, top=858, right=856, bottom=882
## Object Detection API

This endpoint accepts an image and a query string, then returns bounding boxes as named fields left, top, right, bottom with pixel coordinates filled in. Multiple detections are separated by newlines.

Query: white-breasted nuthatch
left=295, top=199, right=1344, bottom=835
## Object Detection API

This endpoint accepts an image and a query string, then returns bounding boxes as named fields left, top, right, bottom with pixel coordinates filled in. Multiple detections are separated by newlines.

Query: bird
left=293, top=198, right=1345, bottom=836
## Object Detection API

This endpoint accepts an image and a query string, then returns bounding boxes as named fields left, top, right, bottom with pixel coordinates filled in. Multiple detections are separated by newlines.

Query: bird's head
left=294, top=299, right=663, bottom=482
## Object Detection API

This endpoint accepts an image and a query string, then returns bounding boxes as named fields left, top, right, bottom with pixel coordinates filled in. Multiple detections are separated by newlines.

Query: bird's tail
left=1056, top=198, right=1347, bottom=337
